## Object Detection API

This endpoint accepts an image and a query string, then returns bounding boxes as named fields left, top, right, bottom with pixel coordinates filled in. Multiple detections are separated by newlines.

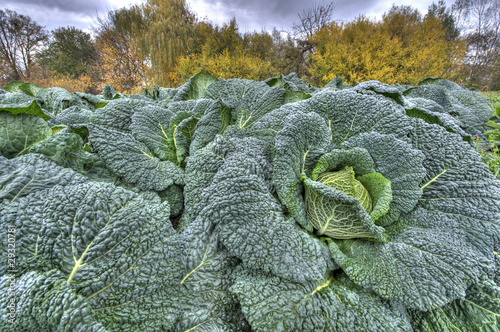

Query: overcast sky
left=2, top=0, right=456, bottom=34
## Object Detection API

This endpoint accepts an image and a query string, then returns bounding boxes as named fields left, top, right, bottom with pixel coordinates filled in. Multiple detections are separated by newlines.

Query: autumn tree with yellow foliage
left=92, top=11, right=148, bottom=93
left=309, top=4, right=465, bottom=86
left=309, top=16, right=402, bottom=85
left=114, top=0, right=196, bottom=86
left=176, top=18, right=279, bottom=82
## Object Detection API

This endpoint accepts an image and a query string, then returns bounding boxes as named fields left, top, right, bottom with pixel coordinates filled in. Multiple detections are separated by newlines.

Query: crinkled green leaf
left=74, top=92, right=108, bottom=110
left=189, top=101, right=232, bottom=155
left=2, top=81, right=23, bottom=93
left=129, top=104, right=176, bottom=162
left=323, top=76, right=348, bottom=90
left=0, top=270, right=106, bottom=331
left=280, top=89, right=413, bottom=148
left=405, top=97, right=469, bottom=138
left=36, top=87, right=82, bottom=116
left=354, top=80, right=405, bottom=105
left=204, top=78, right=286, bottom=129
left=410, top=279, right=500, bottom=331
left=90, top=98, right=155, bottom=132
left=405, top=80, right=492, bottom=136
left=0, top=112, right=51, bottom=158
left=159, top=184, right=184, bottom=216
left=89, top=125, right=184, bottom=191
left=231, top=267, right=412, bottom=332
left=21, top=130, right=97, bottom=173
left=273, top=111, right=332, bottom=231
left=19, top=82, right=44, bottom=97
left=102, top=84, right=116, bottom=100
left=0, top=93, right=50, bottom=119
left=172, top=72, right=218, bottom=101
left=0, top=154, right=87, bottom=202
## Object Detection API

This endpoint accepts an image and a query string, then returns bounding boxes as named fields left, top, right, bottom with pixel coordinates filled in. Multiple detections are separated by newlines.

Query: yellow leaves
left=309, top=14, right=465, bottom=86
left=176, top=49, right=279, bottom=82
left=310, top=17, right=402, bottom=85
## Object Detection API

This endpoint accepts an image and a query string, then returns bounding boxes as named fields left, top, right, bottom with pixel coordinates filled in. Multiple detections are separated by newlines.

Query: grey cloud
left=198, top=0, right=381, bottom=31
left=3, top=2, right=99, bottom=32
left=5, top=0, right=107, bottom=16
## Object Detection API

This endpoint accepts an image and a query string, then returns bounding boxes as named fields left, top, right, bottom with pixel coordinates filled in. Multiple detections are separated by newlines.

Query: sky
left=1, top=0, right=456, bottom=34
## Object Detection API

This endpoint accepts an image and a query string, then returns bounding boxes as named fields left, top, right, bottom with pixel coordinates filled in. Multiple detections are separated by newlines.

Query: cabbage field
left=1, top=73, right=499, bottom=331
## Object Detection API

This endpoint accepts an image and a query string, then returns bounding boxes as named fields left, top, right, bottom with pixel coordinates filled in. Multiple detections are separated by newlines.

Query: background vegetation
left=0, top=0, right=498, bottom=92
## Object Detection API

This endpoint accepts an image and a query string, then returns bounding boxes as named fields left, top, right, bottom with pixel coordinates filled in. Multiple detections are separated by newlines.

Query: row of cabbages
left=0, top=73, right=499, bottom=331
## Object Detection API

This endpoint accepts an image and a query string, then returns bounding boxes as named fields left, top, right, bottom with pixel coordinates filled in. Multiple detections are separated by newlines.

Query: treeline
left=0, top=0, right=499, bottom=93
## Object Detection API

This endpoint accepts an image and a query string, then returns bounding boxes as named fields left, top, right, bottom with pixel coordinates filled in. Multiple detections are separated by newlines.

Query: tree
left=293, top=1, right=335, bottom=40
left=426, top=0, right=460, bottom=42
left=243, top=30, right=274, bottom=61
left=0, top=9, right=48, bottom=80
left=270, top=28, right=307, bottom=78
left=452, top=0, right=500, bottom=87
left=176, top=18, right=277, bottom=82
left=115, top=0, right=196, bottom=86
left=309, top=16, right=403, bottom=85
left=382, top=5, right=422, bottom=48
left=292, top=1, right=335, bottom=61
left=92, top=10, right=148, bottom=93
left=37, top=26, right=97, bottom=79
left=309, top=9, right=465, bottom=86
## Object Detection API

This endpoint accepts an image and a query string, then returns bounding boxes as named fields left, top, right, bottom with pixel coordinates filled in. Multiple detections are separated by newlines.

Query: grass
left=478, top=91, right=500, bottom=178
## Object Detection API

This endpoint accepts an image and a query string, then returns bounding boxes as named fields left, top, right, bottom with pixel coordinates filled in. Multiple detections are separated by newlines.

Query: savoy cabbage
left=0, top=73, right=499, bottom=331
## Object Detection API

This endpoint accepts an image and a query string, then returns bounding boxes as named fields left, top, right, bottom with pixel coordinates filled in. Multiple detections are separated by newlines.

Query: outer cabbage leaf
left=176, top=216, right=250, bottom=332
left=189, top=101, right=232, bottom=155
left=129, top=104, right=176, bottom=162
left=273, top=110, right=332, bottom=231
left=102, top=84, right=116, bottom=100
left=405, top=79, right=492, bottom=136
left=172, top=72, right=218, bottom=101
left=265, top=72, right=317, bottom=94
left=89, top=125, right=184, bottom=191
left=74, top=92, right=108, bottom=110
left=90, top=98, right=154, bottom=132
left=204, top=78, right=286, bottom=129
left=323, top=76, right=349, bottom=90
left=19, top=82, right=44, bottom=97
left=0, top=154, right=87, bottom=202
left=48, top=106, right=93, bottom=140
left=2, top=81, right=23, bottom=93
left=265, top=73, right=314, bottom=103
left=405, top=97, right=469, bottom=138
left=409, top=279, right=500, bottom=331
left=183, top=136, right=227, bottom=223
left=0, top=93, right=49, bottom=119
left=89, top=99, right=184, bottom=191
left=277, top=89, right=413, bottom=148
left=0, top=112, right=51, bottom=158
left=160, top=184, right=184, bottom=216
left=353, top=80, right=405, bottom=105
left=36, top=87, right=82, bottom=116
left=20, top=130, right=97, bottom=173
left=0, top=270, right=106, bottom=331
left=231, top=267, right=412, bottom=332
